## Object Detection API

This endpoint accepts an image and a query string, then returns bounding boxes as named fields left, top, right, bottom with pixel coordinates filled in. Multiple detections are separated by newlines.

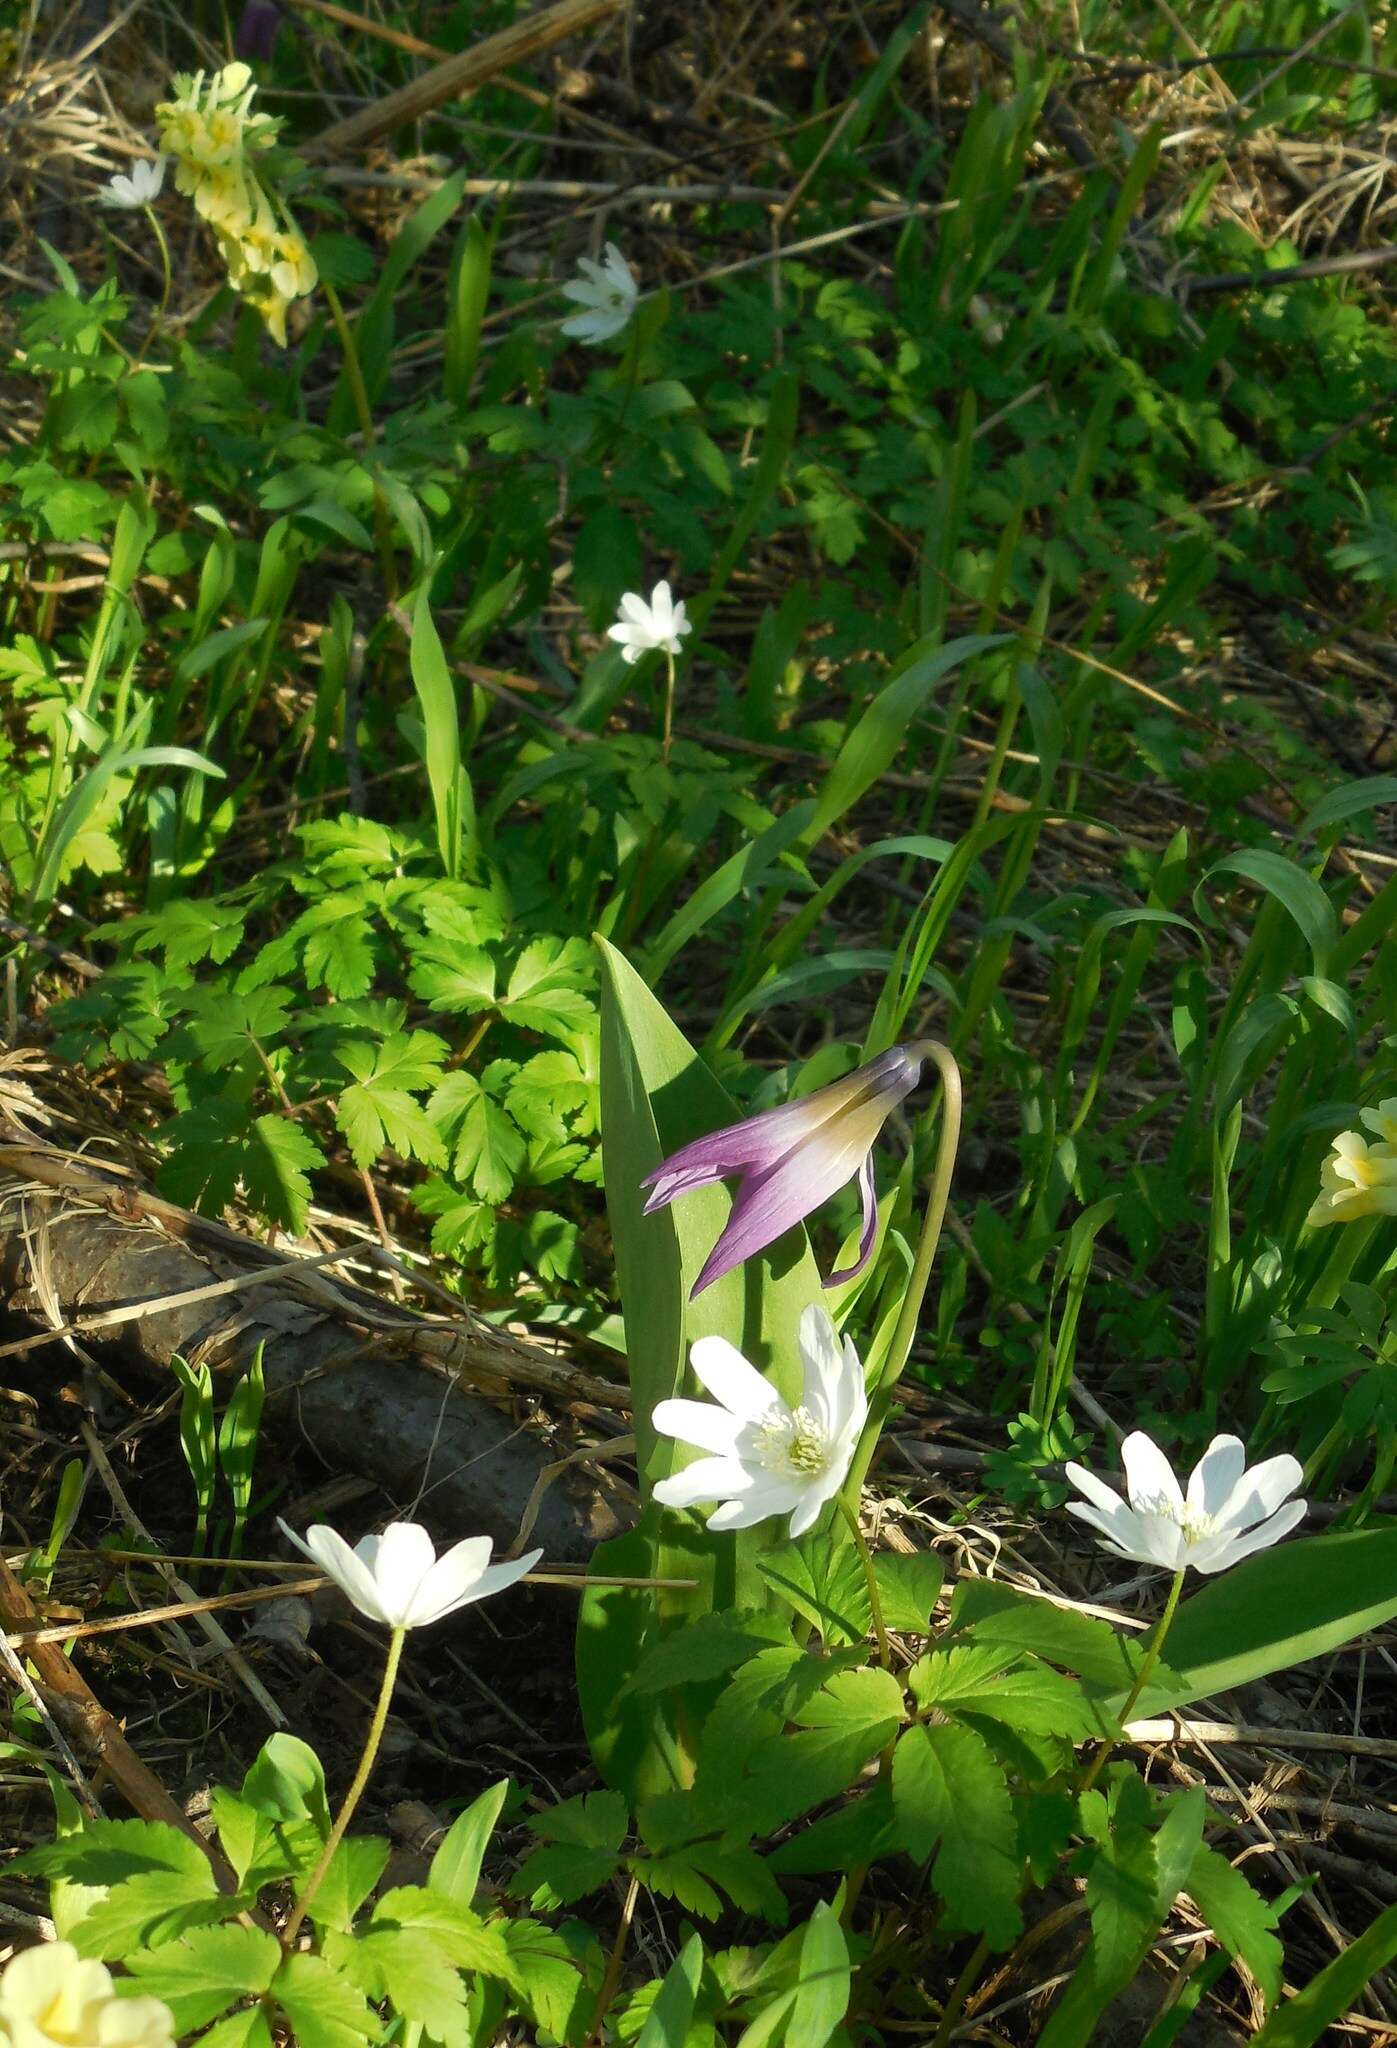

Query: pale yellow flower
left=0, top=1941, right=174, bottom=2048
left=1360, top=1097, right=1397, bottom=1146
left=1306, top=1127, right=1397, bottom=1226
left=155, top=61, right=314, bottom=348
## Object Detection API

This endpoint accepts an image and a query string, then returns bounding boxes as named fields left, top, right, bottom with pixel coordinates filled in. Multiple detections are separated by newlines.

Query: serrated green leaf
left=1187, top=1842, right=1283, bottom=2007
left=243, top=1114, right=327, bottom=1233
left=408, top=944, right=498, bottom=1016
left=124, top=1924, right=281, bottom=2030
left=336, top=1033, right=448, bottom=1167
left=910, top=1644, right=1109, bottom=1740
left=890, top=1721, right=1021, bottom=1947
left=428, top=1069, right=526, bottom=1199
left=271, top=1951, right=379, bottom=2048
left=874, top=1551, right=944, bottom=1634
left=626, top=1610, right=791, bottom=1695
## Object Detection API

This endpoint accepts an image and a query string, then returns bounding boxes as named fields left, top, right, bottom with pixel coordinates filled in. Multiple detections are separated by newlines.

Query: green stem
left=837, top=1495, right=892, bottom=1671
left=322, top=279, right=377, bottom=448
left=131, top=210, right=172, bottom=371
left=1078, top=1568, right=1185, bottom=1796
left=661, top=650, right=676, bottom=763
left=930, top=1934, right=990, bottom=2048
left=843, top=1042, right=963, bottom=1505
left=281, top=1626, right=405, bottom=1949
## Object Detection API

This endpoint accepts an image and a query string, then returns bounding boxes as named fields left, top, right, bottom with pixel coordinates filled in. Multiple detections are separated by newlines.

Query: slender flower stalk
left=841, top=1042, right=962, bottom=1504
left=644, top=1039, right=950, bottom=1298
left=282, top=1626, right=404, bottom=1948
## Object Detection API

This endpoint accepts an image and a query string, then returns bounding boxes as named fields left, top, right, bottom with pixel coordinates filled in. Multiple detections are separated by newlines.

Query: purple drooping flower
left=235, top=0, right=284, bottom=61
left=642, top=1042, right=933, bottom=1297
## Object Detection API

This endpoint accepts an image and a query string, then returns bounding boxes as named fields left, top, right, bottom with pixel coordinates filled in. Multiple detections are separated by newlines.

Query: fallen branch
left=0, top=1138, right=631, bottom=1563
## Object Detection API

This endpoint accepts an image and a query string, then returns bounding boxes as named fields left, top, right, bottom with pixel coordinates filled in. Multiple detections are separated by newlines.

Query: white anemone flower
left=1065, top=1431, right=1305, bottom=1576
left=279, top=1518, right=541, bottom=1629
left=0, top=1940, right=175, bottom=2048
left=560, top=241, right=638, bottom=343
left=607, top=580, right=692, bottom=665
left=653, top=1304, right=868, bottom=1537
left=98, top=157, right=168, bottom=209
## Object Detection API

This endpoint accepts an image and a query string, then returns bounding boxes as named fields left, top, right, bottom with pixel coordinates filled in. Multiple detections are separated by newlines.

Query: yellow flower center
left=756, top=1406, right=831, bottom=1478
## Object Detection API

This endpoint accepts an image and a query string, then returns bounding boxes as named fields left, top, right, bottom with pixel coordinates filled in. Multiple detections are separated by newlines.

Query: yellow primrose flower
left=270, top=230, right=317, bottom=299
left=0, top=1940, right=175, bottom=2048
left=1306, top=1127, right=1397, bottom=1227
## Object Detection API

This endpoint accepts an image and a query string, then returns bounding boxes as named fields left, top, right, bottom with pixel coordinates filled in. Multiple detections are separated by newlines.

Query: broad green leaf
left=757, top=1539, right=871, bottom=1646
left=634, top=1931, right=705, bottom=2048
left=890, top=1721, right=1021, bottom=1947
left=744, top=1668, right=903, bottom=1834
left=805, top=634, right=1005, bottom=843
left=409, top=584, right=473, bottom=879
left=1115, top=1529, right=1397, bottom=1719
left=408, top=943, right=497, bottom=1015
left=370, top=1884, right=513, bottom=1976
left=789, top=1903, right=850, bottom=2048
left=1085, top=1821, right=1158, bottom=1988
left=340, top=1925, right=469, bottom=2040
left=31, top=746, right=224, bottom=909
left=1202, top=848, right=1337, bottom=975
left=243, top=1733, right=331, bottom=1835
left=429, top=1779, right=510, bottom=1906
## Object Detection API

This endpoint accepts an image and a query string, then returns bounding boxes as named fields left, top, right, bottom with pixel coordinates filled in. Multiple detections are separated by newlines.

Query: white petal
left=1213, top=1454, right=1304, bottom=1533
left=798, top=1304, right=844, bottom=1427
left=654, top=1455, right=757, bottom=1509
left=1133, top=1511, right=1188, bottom=1571
left=1191, top=1499, right=1306, bottom=1573
left=618, top=591, right=654, bottom=626
left=365, top=1522, right=439, bottom=1626
left=621, top=642, right=642, bottom=663
left=1065, top=1462, right=1128, bottom=1517
left=670, top=601, right=692, bottom=639
left=1187, top=1436, right=1246, bottom=1518
left=281, top=1519, right=391, bottom=1624
left=707, top=1477, right=800, bottom=1530
left=452, top=1546, right=543, bottom=1607
left=607, top=622, right=640, bottom=646
left=1121, top=1432, right=1183, bottom=1514
left=649, top=581, right=674, bottom=632
left=688, top=1335, right=783, bottom=1423
left=651, top=1397, right=745, bottom=1456
left=1064, top=1500, right=1156, bottom=1562
left=410, top=1534, right=493, bottom=1625
left=788, top=1487, right=832, bottom=1539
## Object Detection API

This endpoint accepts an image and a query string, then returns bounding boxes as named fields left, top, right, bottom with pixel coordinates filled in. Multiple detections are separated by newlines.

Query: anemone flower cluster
left=1307, top=1099, right=1397, bottom=1226
left=154, top=63, right=316, bottom=345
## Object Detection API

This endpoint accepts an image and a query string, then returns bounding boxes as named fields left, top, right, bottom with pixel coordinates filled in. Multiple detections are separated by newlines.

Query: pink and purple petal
left=826, top=1151, right=879, bottom=1286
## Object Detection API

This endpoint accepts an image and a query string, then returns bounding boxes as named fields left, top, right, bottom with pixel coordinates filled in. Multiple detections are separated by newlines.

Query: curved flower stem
left=843, top=1042, right=963, bottom=1506
left=131, top=210, right=172, bottom=370
left=281, top=1625, right=405, bottom=1950
left=837, top=1495, right=892, bottom=1672
left=661, top=650, right=676, bottom=763
left=1078, top=1568, right=1185, bottom=1796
